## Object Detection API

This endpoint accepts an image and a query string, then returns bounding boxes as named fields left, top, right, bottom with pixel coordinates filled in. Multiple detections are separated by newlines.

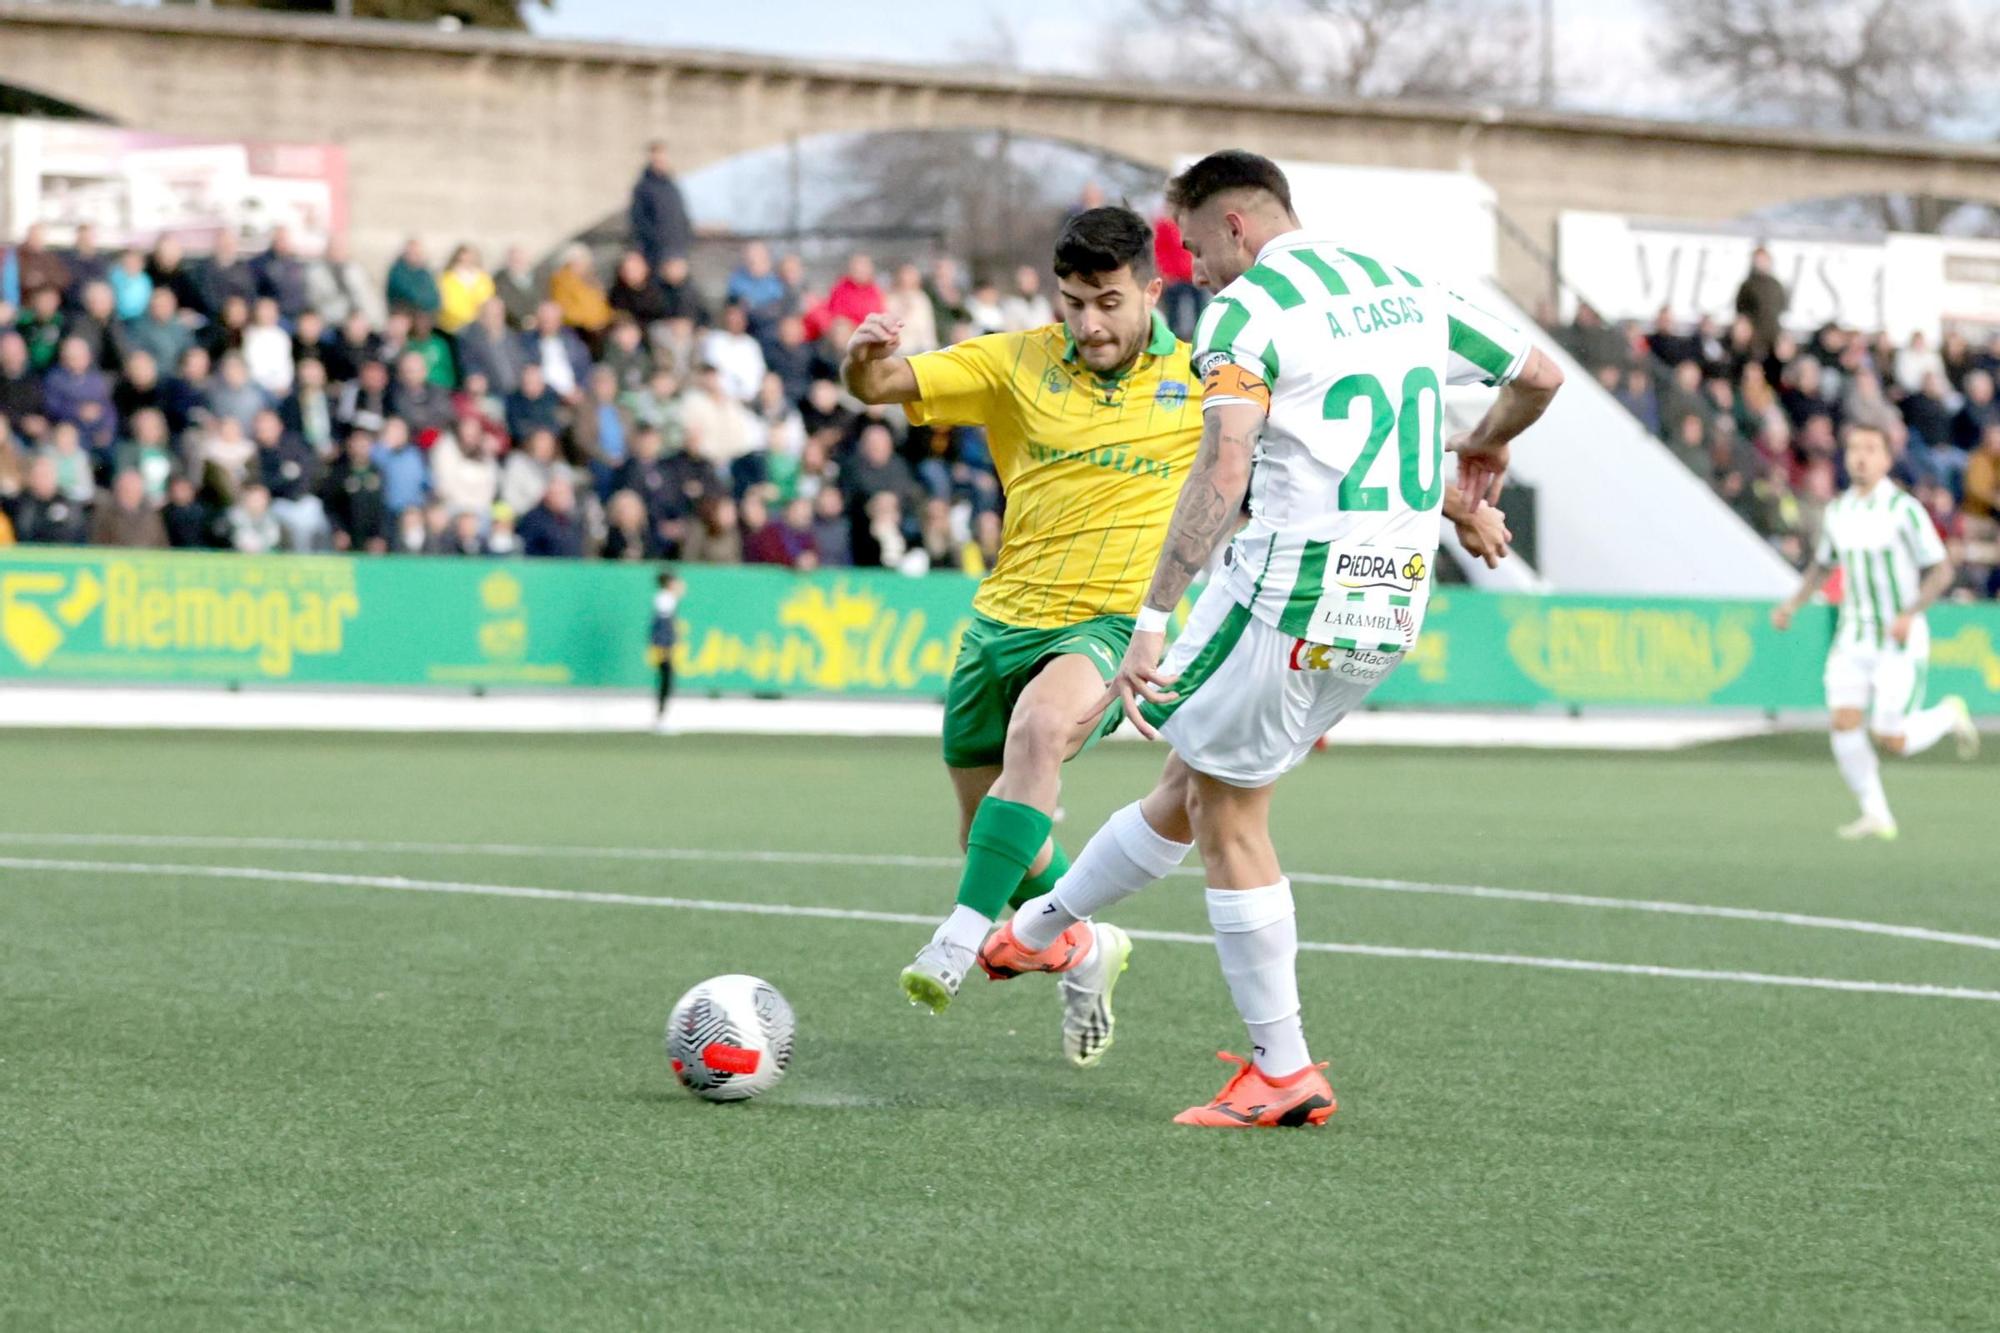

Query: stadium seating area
left=6, top=178, right=1996, bottom=602
left=1549, top=300, right=2000, bottom=598
left=0, top=193, right=1087, bottom=572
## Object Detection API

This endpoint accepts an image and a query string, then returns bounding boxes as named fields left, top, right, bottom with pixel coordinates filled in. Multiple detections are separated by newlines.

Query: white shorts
left=1825, top=636, right=1930, bottom=737
left=1148, top=583, right=1405, bottom=788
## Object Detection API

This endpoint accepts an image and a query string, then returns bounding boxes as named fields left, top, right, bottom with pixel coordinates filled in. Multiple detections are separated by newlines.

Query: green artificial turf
left=2, top=729, right=1995, bottom=1330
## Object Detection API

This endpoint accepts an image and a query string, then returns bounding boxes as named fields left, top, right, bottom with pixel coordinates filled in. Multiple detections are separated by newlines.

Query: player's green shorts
left=942, top=613, right=1134, bottom=769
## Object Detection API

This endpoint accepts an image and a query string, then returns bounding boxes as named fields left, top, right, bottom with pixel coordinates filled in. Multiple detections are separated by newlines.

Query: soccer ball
left=665, top=974, right=795, bottom=1103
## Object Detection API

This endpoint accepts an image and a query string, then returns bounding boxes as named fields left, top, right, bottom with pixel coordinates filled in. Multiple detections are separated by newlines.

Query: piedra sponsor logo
left=1333, top=551, right=1425, bottom=593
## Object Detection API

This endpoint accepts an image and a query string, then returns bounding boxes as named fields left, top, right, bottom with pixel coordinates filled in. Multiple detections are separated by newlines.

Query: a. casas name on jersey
left=1326, top=296, right=1426, bottom=339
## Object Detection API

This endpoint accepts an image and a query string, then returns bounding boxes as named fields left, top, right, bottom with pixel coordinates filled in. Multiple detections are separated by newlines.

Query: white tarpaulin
left=1557, top=210, right=2000, bottom=342
left=0, top=118, right=346, bottom=254
left=1556, top=212, right=1885, bottom=333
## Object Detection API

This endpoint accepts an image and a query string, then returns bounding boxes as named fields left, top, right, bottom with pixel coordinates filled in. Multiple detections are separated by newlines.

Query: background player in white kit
left=1772, top=423, right=1979, bottom=840
left=974, top=150, right=1564, bottom=1127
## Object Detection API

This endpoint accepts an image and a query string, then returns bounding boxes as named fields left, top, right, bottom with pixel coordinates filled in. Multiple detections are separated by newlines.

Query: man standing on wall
left=1735, top=246, right=1787, bottom=363
left=630, top=142, right=693, bottom=273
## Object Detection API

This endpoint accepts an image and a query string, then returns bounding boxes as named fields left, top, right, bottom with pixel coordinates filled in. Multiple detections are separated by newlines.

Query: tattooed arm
left=1084, top=399, right=1264, bottom=740
left=1771, top=560, right=1830, bottom=631
left=1141, top=400, right=1263, bottom=614
left=1891, top=558, right=1956, bottom=645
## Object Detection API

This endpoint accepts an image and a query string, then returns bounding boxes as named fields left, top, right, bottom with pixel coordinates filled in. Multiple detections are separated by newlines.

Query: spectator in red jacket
left=14, top=224, right=72, bottom=306
left=1154, top=213, right=1205, bottom=339
left=823, top=254, right=885, bottom=329
left=741, top=490, right=817, bottom=568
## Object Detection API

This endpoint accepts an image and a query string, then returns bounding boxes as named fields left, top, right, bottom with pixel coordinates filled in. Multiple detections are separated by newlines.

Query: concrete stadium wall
left=4, top=3, right=2000, bottom=301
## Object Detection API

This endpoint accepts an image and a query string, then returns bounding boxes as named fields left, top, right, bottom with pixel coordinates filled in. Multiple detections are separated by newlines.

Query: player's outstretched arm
left=839, top=314, right=922, bottom=404
left=1772, top=561, right=1830, bottom=630
left=1451, top=346, right=1565, bottom=505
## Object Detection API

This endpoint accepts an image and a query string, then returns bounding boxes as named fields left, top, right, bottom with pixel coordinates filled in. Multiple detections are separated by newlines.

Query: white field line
left=3, top=854, right=1998, bottom=1006
left=2, top=831, right=1997, bottom=955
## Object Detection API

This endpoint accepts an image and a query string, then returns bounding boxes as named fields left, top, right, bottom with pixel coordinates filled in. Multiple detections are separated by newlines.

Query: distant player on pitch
left=1772, top=423, right=1979, bottom=840
left=975, top=150, right=1562, bottom=1126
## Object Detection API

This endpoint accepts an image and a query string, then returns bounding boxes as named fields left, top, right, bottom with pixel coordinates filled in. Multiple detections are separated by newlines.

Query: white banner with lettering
left=0, top=117, right=347, bottom=255
left=1556, top=212, right=1888, bottom=333
left=1558, top=211, right=2000, bottom=341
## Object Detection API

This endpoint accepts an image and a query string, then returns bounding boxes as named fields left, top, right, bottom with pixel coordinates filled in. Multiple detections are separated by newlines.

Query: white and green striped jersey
left=1191, top=229, right=1532, bottom=649
left=1814, top=483, right=1946, bottom=649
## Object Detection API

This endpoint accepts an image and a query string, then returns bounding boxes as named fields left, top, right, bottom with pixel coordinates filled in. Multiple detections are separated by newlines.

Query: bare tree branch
left=948, top=11, right=1026, bottom=68
left=1651, top=0, right=1984, bottom=135
left=818, top=132, right=1156, bottom=282
left=163, top=0, right=549, bottom=26
left=1117, top=0, right=1537, bottom=103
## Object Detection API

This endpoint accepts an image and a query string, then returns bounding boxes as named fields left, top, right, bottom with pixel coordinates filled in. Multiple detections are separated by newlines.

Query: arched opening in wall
left=561, top=129, right=1166, bottom=295
left=0, top=84, right=115, bottom=123
left=1740, top=193, right=2000, bottom=238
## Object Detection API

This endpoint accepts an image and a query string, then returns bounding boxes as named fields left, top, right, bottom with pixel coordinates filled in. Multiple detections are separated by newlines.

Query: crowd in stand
left=29, top=142, right=1992, bottom=600
left=1549, top=246, right=2000, bottom=597
left=0, top=144, right=1162, bottom=573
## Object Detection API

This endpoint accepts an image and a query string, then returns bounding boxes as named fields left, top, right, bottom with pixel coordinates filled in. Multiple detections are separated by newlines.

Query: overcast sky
left=527, top=0, right=1672, bottom=113
left=532, top=0, right=1096, bottom=68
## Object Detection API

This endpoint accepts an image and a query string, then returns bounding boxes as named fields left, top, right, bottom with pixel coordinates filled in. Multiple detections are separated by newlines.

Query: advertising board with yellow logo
left=0, top=549, right=636, bottom=688
left=3, top=549, right=1998, bottom=712
left=1369, top=591, right=2000, bottom=711
left=0, top=549, right=976, bottom=695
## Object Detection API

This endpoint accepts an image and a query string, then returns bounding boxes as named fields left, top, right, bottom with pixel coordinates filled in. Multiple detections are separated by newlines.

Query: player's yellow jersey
left=905, top=313, right=1203, bottom=628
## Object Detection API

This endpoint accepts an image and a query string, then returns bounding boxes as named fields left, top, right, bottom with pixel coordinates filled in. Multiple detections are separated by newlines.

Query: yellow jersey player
left=840, top=207, right=1203, bottom=1064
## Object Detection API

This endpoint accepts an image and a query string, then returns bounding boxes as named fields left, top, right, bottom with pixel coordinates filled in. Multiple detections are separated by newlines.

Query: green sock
left=1007, top=840, right=1070, bottom=911
left=956, top=798, right=1053, bottom=920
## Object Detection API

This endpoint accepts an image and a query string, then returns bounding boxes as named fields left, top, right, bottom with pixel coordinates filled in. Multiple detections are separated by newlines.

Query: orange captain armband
left=1201, top=361, right=1271, bottom=410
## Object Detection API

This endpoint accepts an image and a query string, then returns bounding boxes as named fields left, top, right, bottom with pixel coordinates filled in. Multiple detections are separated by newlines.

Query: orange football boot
left=1172, top=1051, right=1338, bottom=1128
left=977, top=917, right=1093, bottom=980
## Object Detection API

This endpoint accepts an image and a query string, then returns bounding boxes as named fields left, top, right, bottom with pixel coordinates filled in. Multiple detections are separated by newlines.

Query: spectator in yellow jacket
left=436, top=244, right=495, bottom=335
left=549, top=244, right=612, bottom=340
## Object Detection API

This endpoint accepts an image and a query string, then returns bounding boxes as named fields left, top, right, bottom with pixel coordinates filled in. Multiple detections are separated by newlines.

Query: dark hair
left=1052, top=206, right=1154, bottom=283
left=1166, top=150, right=1294, bottom=216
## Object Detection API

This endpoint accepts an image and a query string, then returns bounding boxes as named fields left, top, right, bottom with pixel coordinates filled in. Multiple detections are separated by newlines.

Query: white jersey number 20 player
left=1139, top=234, right=1533, bottom=782
left=1021, top=153, right=1562, bottom=1128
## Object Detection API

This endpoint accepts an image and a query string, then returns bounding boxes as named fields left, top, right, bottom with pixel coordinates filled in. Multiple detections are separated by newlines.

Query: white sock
left=1206, top=880, right=1311, bottom=1078
left=1012, top=801, right=1193, bottom=951
left=1899, top=703, right=1957, bottom=757
left=933, top=904, right=992, bottom=957
left=1831, top=728, right=1892, bottom=823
